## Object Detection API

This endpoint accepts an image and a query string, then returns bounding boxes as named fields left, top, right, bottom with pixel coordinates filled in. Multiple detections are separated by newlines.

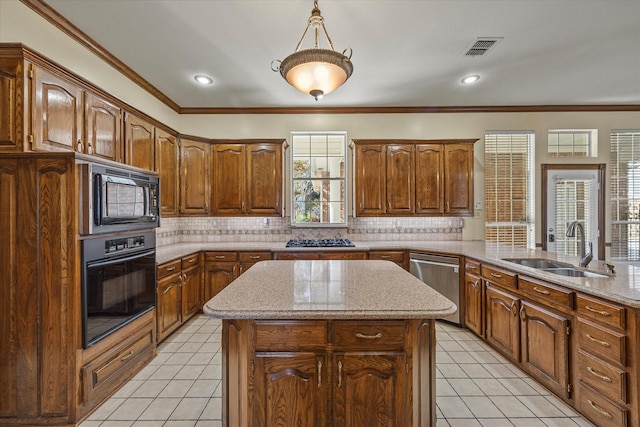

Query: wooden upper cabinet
left=32, top=65, right=84, bottom=153
left=354, top=144, right=386, bottom=215
left=84, top=92, right=121, bottom=162
left=354, top=139, right=476, bottom=217
left=416, top=144, right=444, bottom=214
left=246, top=143, right=283, bottom=215
left=155, top=129, right=179, bottom=216
left=212, top=140, right=284, bottom=216
left=124, top=113, right=155, bottom=171
left=386, top=144, right=414, bottom=214
left=0, top=57, right=23, bottom=151
left=212, top=143, right=245, bottom=214
left=180, top=138, right=210, bottom=215
left=444, top=143, right=474, bottom=215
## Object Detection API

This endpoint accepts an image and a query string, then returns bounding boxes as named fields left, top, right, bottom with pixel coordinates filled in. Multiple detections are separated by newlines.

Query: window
left=484, top=131, right=535, bottom=248
left=548, top=129, right=597, bottom=157
left=290, top=132, right=347, bottom=227
left=610, top=129, right=640, bottom=260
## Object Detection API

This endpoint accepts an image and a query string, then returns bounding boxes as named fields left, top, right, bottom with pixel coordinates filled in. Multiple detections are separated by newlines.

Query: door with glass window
left=542, top=165, right=605, bottom=261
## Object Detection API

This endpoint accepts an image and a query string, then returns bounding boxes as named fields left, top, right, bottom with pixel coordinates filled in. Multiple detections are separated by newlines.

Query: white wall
left=3, top=0, right=640, bottom=245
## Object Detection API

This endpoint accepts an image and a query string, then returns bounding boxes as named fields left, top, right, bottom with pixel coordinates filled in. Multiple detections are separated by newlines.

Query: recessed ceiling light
left=194, top=75, right=213, bottom=85
left=461, top=75, right=480, bottom=85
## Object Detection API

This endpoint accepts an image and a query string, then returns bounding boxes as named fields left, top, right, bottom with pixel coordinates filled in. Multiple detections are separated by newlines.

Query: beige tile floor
left=79, top=315, right=595, bottom=427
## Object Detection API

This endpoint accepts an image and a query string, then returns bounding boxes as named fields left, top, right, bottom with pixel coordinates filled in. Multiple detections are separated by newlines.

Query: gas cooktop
left=285, top=238, right=355, bottom=248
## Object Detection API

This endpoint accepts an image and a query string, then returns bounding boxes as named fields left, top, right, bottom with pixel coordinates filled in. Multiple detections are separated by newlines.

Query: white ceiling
left=45, top=0, right=640, bottom=110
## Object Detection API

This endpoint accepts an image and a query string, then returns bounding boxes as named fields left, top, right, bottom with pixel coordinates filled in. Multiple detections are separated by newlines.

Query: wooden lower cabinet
left=224, top=318, right=435, bottom=427
left=485, top=284, right=520, bottom=362
left=156, top=254, right=202, bottom=342
left=274, top=251, right=368, bottom=260
left=204, top=252, right=239, bottom=301
left=368, top=250, right=407, bottom=269
left=519, top=300, right=570, bottom=398
left=463, top=259, right=483, bottom=337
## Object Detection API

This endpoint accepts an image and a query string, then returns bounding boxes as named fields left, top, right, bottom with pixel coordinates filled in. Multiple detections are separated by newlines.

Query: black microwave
left=79, top=162, right=160, bottom=235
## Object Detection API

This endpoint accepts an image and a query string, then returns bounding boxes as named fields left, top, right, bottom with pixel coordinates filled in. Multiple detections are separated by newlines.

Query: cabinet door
left=157, top=272, right=182, bottom=342
left=212, top=144, right=245, bottom=214
left=179, top=138, right=210, bottom=215
left=386, top=144, right=414, bottom=214
left=84, top=92, right=121, bottom=162
left=203, top=262, right=237, bottom=301
left=246, top=143, right=282, bottom=215
left=124, top=113, right=155, bottom=171
left=33, top=66, right=84, bottom=153
left=464, top=272, right=483, bottom=337
left=485, top=284, right=520, bottom=361
left=155, top=129, right=178, bottom=216
left=181, top=264, right=202, bottom=320
left=0, top=58, right=22, bottom=150
left=253, top=353, right=327, bottom=427
left=444, top=143, right=474, bottom=215
left=354, top=144, right=386, bottom=215
left=415, top=144, right=444, bottom=214
left=333, top=353, right=407, bottom=427
left=519, top=301, right=570, bottom=398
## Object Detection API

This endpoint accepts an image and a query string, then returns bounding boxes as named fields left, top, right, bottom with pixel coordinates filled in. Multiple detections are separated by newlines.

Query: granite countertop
left=203, top=260, right=457, bottom=320
left=157, top=240, right=640, bottom=307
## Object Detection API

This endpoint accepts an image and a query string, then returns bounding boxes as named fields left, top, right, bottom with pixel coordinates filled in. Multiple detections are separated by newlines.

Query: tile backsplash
left=157, top=216, right=463, bottom=246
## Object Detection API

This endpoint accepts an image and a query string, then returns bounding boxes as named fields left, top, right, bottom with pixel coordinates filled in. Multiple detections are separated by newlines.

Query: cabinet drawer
left=577, top=294, right=626, bottom=330
left=577, top=349, right=627, bottom=404
left=519, top=277, right=574, bottom=310
left=332, top=321, right=405, bottom=350
left=205, top=251, right=238, bottom=262
left=577, top=318, right=626, bottom=366
left=319, top=251, right=367, bottom=260
left=255, top=321, right=327, bottom=351
left=577, top=382, right=627, bottom=427
left=82, top=325, right=155, bottom=405
left=482, top=264, right=516, bottom=289
left=368, top=251, right=405, bottom=263
left=181, top=253, right=200, bottom=269
left=239, top=251, right=272, bottom=263
left=464, top=259, right=481, bottom=276
left=157, top=259, right=181, bottom=279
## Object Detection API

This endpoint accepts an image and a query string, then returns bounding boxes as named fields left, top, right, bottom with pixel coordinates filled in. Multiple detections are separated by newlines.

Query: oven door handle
left=88, top=249, right=156, bottom=268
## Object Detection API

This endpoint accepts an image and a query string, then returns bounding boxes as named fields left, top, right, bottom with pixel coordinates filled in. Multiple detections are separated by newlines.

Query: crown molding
left=21, top=0, right=640, bottom=116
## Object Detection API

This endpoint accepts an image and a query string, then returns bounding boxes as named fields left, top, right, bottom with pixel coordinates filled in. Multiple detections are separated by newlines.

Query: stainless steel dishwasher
left=409, top=253, right=460, bottom=325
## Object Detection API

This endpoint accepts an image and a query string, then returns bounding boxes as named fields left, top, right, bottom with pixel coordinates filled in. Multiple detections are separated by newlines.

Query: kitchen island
left=203, top=259, right=456, bottom=427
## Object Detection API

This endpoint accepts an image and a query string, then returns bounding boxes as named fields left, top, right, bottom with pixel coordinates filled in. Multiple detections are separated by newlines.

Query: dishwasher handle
left=410, top=258, right=460, bottom=271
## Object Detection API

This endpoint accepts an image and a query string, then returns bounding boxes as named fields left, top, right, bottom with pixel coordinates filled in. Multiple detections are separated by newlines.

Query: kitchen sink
left=502, top=258, right=573, bottom=269
left=541, top=268, right=609, bottom=278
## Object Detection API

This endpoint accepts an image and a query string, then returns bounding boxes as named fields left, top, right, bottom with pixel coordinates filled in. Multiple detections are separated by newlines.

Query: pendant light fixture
left=272, top=0, right=353, bottom=101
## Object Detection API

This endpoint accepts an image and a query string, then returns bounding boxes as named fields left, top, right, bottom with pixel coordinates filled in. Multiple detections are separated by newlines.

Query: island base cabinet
left=220, top=319, right=437, bottom=427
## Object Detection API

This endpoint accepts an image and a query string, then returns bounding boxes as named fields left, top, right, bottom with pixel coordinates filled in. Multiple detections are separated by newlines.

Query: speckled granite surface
left=203, top=260, right=458, bottom=319
left=157, top=240, right=640, bottom=307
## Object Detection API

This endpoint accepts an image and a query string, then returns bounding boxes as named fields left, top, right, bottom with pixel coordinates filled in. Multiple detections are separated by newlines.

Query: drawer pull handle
left=380, top=255, right=391, bottom=259
left=249, top=256, right=261, bottom=259
left=587, top=366, right=612, bottom=382
left=166, top=266, right=176, bottom=272
left=585, top=305, right=611, bottom=317
left=586, top=333, right=611, bottom=348
left=533, top=286, right=550, bottom=295
left=317, top=360, right=322, bottom=388
left=188, top=258, right=196, bottom=263
left=356, top=332, right=383, bottom=340
left=587, top=399, right=613, bottom=419
left=466, top=264, right=477, bottom=270
left=490, top=272, right=503, bottom=279
left=120, top=351, right=134, bottom=361
left=215, top=256, right=226, bottom=259
left=337, top=361, right=343, bottom=388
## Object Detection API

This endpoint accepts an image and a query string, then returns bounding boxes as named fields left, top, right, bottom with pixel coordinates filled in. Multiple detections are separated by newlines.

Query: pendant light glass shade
left=272, top=1, right=353, bottom=101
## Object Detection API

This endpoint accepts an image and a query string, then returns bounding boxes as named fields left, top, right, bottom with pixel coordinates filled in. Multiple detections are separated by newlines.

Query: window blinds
left=484, top=132, right=535, bottom=248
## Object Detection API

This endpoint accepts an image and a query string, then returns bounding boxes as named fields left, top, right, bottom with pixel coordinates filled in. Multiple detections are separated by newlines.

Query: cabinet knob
left=87, top=142, right=93, bottom=155
left=77, top=140, right=83, bottom=152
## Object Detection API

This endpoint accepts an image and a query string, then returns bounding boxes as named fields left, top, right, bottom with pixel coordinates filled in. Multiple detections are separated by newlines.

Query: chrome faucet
left=566, top=221, right=593, bottom=267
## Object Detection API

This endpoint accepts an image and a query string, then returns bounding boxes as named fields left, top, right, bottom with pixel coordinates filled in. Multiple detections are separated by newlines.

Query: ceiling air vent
left=464, top=37, right=503, bottom=57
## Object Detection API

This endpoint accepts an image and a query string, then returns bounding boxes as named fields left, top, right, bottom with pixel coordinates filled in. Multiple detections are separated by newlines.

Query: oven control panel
left=104, top=235, right=145, bottom=254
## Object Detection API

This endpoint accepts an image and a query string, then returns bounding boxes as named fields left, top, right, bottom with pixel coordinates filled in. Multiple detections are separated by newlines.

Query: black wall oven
left=82, top=230, right=156, bottom=348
